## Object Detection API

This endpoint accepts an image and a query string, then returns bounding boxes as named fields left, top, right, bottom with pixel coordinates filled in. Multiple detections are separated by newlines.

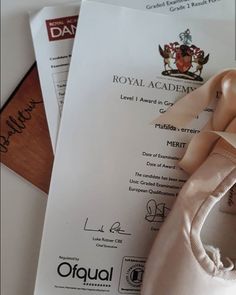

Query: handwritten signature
left=145, top=199, right=171, bottom=223
left=0, top=99, right=43, bottom=153
left=83, top=217, right=132, bottom=236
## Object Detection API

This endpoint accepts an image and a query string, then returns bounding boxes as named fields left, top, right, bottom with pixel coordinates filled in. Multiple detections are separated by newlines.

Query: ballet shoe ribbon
left=151, top=69, right=236, bottom=174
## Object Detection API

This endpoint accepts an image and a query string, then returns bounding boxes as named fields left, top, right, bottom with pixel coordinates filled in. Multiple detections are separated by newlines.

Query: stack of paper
left=30, top=0, right=235, bottom=294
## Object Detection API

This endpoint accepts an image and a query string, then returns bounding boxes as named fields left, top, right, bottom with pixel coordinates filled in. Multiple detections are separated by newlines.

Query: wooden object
left=1, top=64, right=54, bottom=194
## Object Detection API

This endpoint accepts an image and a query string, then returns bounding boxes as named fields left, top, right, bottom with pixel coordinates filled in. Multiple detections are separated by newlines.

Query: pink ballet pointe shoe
left=142, top=70, right=236, bottom=295
left=141, top=119, right=236, bottom=295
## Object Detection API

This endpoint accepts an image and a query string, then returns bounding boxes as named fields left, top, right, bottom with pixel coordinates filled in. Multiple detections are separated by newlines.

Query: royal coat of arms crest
left=159, top=29, right=209, bottom=81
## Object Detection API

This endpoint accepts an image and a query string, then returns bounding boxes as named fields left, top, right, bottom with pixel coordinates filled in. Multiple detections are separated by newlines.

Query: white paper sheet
left=103, top=0, right=235, bottom=20
left=33, top=1, right=236, bottom=294
left=30, top=3, right=80, bottom=151
left=30, top=0, right=235, bottom=151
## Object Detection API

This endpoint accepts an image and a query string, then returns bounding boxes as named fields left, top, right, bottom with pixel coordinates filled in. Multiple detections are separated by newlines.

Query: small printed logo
left=128, top=266, right=144, bottom=286
left=119, top=257, right=146, bottom=293
left=57, top=261, right=113, bottom=287
left=159, top=29, right=209, bottom=81
left=46, top=15, right=78, bottom=41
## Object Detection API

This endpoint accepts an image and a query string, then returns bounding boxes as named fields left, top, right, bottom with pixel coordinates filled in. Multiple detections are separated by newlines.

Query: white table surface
left=1, top=1, right=73, bottom=295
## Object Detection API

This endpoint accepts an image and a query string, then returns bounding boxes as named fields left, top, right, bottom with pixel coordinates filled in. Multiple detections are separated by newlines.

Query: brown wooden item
left=1, top=64, right=54, bottom=194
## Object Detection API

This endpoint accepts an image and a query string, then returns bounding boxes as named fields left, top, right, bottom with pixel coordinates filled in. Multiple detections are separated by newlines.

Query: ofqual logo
left=57, top=261, right=113, bottom=284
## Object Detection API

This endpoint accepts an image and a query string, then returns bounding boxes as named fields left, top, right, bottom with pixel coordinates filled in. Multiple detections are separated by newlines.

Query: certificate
left=33, top=1, right=235, bottom=294
left=30, top=0, right=234, bottom=151
left=30, top=3, right=80, bottom=151
left=105, top=0, right=235, bottom=20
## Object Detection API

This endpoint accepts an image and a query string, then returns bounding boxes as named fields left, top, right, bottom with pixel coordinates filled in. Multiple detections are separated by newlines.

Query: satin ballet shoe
left=142, top=69, right=236, bottom=295
left=141, top=125, right=236, bottom=295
